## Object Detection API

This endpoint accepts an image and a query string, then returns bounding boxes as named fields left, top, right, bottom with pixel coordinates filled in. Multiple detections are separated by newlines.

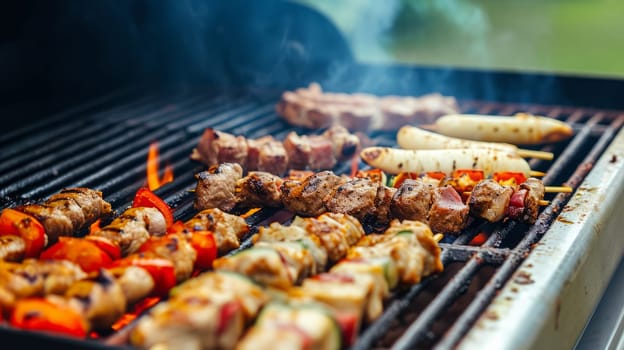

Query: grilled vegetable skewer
left=421, top=113, right=574, bottom=145
left=131, top=219, right=443, bottom=350
left=0, top=188, right=112, bottom=260
left=397, top=126, right=554, bottom=160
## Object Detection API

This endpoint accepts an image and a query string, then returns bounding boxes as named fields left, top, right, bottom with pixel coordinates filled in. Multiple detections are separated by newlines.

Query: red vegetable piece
left=0, top=209, right=46, bottom=258
left=132, top=187, right=174, bottom=228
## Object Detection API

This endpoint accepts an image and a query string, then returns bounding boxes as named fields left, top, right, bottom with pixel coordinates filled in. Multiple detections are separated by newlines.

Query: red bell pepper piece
left=188, top=231, right=217, bottom=271
left=0, top=209, right=46, bottom=258
left=85, top=236, right=122, bottom=261
left=166, top=220, right=187, bottom=234
left=110, top=255, right=176, bottom=297
left=452, top=169, right=485, bottom=182
left=391, top=172, right=419, bottom=188
left=10, top=298, right=88, bottom=338
left=333, top=310, right=360, bottom=347
left=132, top=187, right=174, bottom=228
left=425, top=171, right=447, bottom=181
left=493, top=172, right=527, bottom=186
left=40, top=237, right=116, bottom=273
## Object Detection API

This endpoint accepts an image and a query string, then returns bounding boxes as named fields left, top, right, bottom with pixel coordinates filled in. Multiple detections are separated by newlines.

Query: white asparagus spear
left=397, top=126, right=554, bottom=160
left=425, top=113, right=573, bottom=145
left=360, top=147, right=532, bottom=177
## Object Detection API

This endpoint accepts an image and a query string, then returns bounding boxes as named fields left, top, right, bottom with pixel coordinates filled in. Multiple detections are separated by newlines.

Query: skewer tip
left=418, top=124, right=438, bottom=131
left=544, top=186, right=573, bottom=193
left=517, top=149, right=555, bottom=161
left=433, top=233, right=444, bottom=243
left=530, top=170, right=546, bottom=177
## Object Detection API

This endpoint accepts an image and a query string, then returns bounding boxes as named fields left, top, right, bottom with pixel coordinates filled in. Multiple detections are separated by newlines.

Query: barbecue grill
left=2, top=1, right=624, bottom=349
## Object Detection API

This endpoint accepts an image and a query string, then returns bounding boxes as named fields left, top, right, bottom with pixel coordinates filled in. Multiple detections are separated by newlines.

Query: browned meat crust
left=519, top=178, right=546, bottom=224
left=18, top=187, right=112, bottom=243
left=194, top=163, right=243, bottom=211
left=281, top=171, right=348, bottom=217
left=183, top=208, right=249, bottom=254
left=468, top=179, right=514, bottom=222
left=236, top=171, right=283, bottom=209
left=391, top=179, right=434, bottom=221
left=427, top=186, right=470, bottom=233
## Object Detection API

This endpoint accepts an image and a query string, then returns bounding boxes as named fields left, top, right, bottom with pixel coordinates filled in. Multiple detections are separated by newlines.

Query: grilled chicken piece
left=137, top=234, right=197, bottom=283
left=237, top=301, right=342, bottom=350
left=130, top=271, right=270, bottom=350
left=291, top=213, right=365, bottom=263
left=391, top=179, right=435, bottom=222
left=349, top=220, right=443, bottom=284
left=184, top=208, right=250, bottom=254
left=247, top=136, right=289, bottom=176
left=194, top=163, right=244, bottom=211
left=468, top=179, right=514, bottom=222
left=18, top=187, right=112, bottom=243
left=519, top=178, right=546, bottom=224
left=62, top=269, right=127, bottom=330
left=283, top=132, right=337, bottom=170
left=427, top=186, right=469, bottom=234
left=190, top=128, right=249, bottom=168
left=214, top=246, right=294, bottom=289
left=0, top=235, right=26, bottom=262
left=281, top=171, right=347, bottom=217
left=90, top=207, right=166, bottom=256
left=0, top=259, right=87, bottom=310
left=235, top=171, right=283, bottom=209
left=107, top=265, right=155, bottom=306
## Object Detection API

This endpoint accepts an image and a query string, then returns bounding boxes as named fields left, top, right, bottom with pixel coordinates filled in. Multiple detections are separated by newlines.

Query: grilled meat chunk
left=468, top=179, right=514, bottom=222
left=184, top=208, right=249, bottom=254
left=391, top=179, right=434, bottom=221
left=427, top=186, right=469, bottom=233
left=236, top=171, right=283, bottom=209
left=90, top=207, right=166, bottom=256
left=281, top=171, right=347, bottom=217
left=19, top=187, right=112, bottom=243
left=137, top=234, right=197, bottom=283
left=283, top=132, right=337, bottom=170
left=194, top=163, right=243, bottom=211
left=0, top=259, right=87, bottom=310
left=519, top=177, right=546, bottom=224
left=190, top=128, right=248, bottom=167
left=247, top=136, right=289, bottom=176
left=324, top=177, right=380, bottom=224
left=107, top=265, right=155, bottom=306
left=0, top=235, right=26, bottom=262
left=322, top=125, right=361, bottom=161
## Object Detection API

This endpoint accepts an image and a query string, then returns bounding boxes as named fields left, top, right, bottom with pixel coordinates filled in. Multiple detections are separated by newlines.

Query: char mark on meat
left=391, top=179, right=435, bottom=222
left=519, top=178, right=546, bottom=224
left=194, top=163, right=243, bottom=211
left=281, top=171, right=347, bottom=217
left=235, top=172, right=283, bottom=209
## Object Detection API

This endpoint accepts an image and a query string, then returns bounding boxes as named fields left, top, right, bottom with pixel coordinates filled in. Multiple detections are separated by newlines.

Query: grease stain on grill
left=513, top=271, right=534, bottom=285
left=556, top=216, right=575, bottom=224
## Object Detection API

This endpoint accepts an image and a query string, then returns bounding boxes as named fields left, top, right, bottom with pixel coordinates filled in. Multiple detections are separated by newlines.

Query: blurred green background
left=297, top=0, right=624, bottom=78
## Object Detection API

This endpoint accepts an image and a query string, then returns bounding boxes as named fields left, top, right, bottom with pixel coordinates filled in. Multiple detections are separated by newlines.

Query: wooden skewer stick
left=545, top=186, right=573, bottom=193
left=517, top=149, right=554, bottom=160
left=538, top=200, right=550, bottom=206
left=433, top=233, right=444, bottom=243
left=530, top=170, right=546, bottom=177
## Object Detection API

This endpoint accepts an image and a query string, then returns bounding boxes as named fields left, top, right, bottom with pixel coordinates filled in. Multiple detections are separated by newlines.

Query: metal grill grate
left=1, top=88, right=623, bottom=349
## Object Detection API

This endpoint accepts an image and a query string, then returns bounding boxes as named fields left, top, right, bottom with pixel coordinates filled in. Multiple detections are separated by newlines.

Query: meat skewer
left=0, top=187, right=112, bottom=261
left=397, top=126, right=554, bottom=160
left=130, top=219, right=443, bottom=350
left=190, top=125, right=360, bottom=175
left=6, top=207, right=250, bottom=337
left=194, top=164, right=551, bottom=234
left=275, top=82, right=459, bottom=132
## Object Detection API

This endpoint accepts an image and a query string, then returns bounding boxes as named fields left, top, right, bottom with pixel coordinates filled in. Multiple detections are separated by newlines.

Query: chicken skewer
left=397, top=126, right=554, bottom=160
left=130, top=219, right=443, bottom=350
left=0, top=187, right=112, bottom=261
left=6, top=206, right=250, bottom=337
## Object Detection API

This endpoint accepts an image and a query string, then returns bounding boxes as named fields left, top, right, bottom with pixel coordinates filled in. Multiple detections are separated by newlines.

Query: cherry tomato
left=0, top=209, right=46, bottom=258
left=10, top=298, right=88, bottom=337
left=132, top=187, right=174, bottom=228
left=40, top=237, right=114, bottom=273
